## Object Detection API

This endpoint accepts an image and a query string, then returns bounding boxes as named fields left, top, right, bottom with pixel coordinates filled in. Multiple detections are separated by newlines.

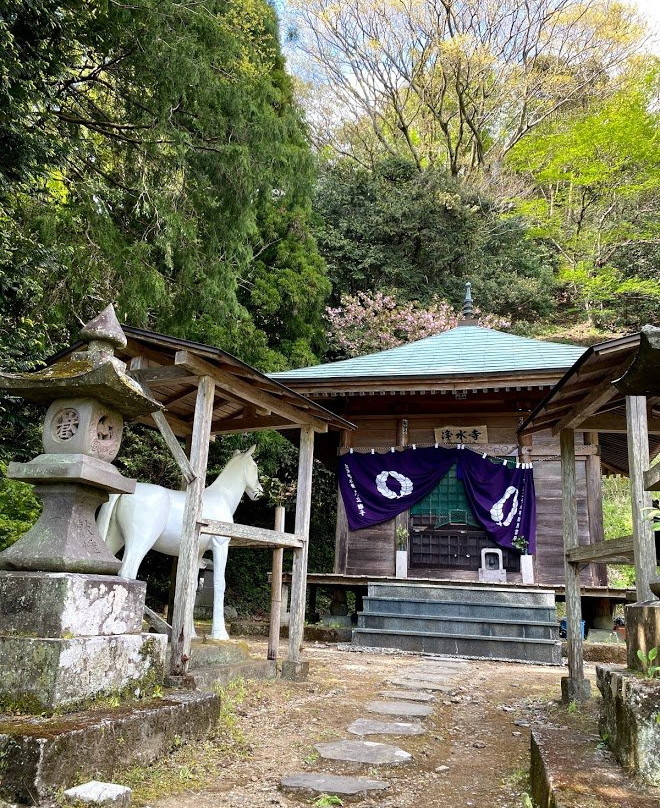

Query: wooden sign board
left=434, top=425, right=488, bottom=444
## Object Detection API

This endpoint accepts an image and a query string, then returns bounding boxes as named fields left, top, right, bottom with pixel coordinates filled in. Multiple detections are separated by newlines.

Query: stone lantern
left=0, top=306, right=167, bottom=713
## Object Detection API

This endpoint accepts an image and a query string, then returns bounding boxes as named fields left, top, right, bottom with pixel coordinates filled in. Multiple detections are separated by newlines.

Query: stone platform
left=165, top=638, right=277, bottom=691
left=0, top=572, right=166, bottom=714
left=0, top=690, right=219, bottom=804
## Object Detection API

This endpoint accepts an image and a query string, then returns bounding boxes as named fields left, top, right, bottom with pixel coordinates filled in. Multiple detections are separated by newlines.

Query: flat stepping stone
left=400, top=672, right=452, bottom=683
left=366, top=700, right=432, bottom=718
left=348, top=717, right=425, bottom=736
left=281, top=772, right=389, bottom=795
left=379, top=689, right=435, bottom=702
left=315, top=739, right=412, bottom=765
left=390, top=677, right=453, bottom=692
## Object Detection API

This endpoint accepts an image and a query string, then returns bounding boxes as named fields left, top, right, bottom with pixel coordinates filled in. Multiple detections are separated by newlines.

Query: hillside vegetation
left=0, top=0, right=656, bottom=604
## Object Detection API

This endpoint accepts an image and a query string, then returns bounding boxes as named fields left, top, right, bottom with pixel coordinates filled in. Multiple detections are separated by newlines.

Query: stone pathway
left=347, top=717, right=425, bottom=736
left=280, top=656, right=469, bottom=799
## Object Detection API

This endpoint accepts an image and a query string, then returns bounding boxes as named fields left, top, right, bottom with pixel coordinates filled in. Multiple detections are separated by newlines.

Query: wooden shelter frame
left=52, top=327, right=354, bottom=677
left=519, top=326, right=660, bottom=700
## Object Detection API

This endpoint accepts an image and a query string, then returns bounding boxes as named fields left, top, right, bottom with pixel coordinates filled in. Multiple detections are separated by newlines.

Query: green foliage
left=636, top=647, right=659, bottom=679
left=506, top=65, right=660, bottom=333
left=0, top=0, right=329, bottom=372
left=314, top=796, right=343, bottom=807
left=314, top=157, right=555, bottom=324
left=601, top=476, right=635, bottom=588
left=0, top=464, right=40, bottom=552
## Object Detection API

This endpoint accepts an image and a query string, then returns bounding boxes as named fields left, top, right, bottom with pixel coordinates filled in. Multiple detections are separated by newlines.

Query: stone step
left=367, top=581, right=555, bottom=608
left=281, top=772, right=389, bottom=796
left=366, top=700, right=432, bottom=718
left=315, top=739, right=412, bottom=765
left=352, top=627, right=562, bottom=665
left=348, top=717, right=425, bottom=736
left=362, top=596, right=555, bottom=623
left=358, top=611, right=558, bottom=640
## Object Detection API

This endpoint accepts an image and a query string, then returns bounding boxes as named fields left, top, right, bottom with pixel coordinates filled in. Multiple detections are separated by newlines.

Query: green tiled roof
left=270, top=326, right=586, bottom=382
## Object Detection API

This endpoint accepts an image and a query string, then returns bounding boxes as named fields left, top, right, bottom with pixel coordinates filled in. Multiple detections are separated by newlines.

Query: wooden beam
left=144, top=605, right=172, bottom=638
left=288, top=425, right=315, bottom=664
left=553, top=364, right=629, bottom=434
left=128, top=359, right=197, bottom=484
left=169, top=375, right=215, bottom=677
left=175, top=350, right=328, bottom=433
left=150, top=410, right=196, bottom=485
left=268, top=506, right=285, bottom=661
left=560, top=428, right=589, bottom=700
left=626, top=395, right=657, bottom=602
left=211, top=415, right=300, bottom=435
left=566, top=535, right=634, bottom=564
left=644, top=463, right=660, bottom=492
left=198, top=519, right=303, bottom=549
left=130, top=366, right=199, bottom=385
left=580, top=414, right=660, bottom=433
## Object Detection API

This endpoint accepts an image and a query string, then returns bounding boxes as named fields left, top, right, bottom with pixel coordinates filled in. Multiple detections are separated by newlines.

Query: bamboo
left=268, top=506, right=285, bottom=660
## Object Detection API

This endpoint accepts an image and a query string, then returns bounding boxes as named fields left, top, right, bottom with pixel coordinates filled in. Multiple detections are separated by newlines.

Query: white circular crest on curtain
left=490, top=485, right=519, bottom=527
left=375, top=470, right=414, bottom=499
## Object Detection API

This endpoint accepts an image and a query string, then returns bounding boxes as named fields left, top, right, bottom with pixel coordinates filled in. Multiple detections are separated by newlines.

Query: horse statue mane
left=97, top=445, right=262, bottom=640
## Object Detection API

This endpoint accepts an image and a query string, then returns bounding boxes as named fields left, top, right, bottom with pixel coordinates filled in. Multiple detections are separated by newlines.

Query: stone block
left=0, top=572, right=145, bottom=638
left=560, top=676, right=591, bottom=703
left=625, top=601, right=660, bottom=671
left=63, top=781, right=132, bottom=807
left=0, top=691, right=219, bottom=804
left=597, top=664, right=660, bottom=786
left=280, top=660, right=310, bottom=681
left=0, top=632, right=166, bottom=713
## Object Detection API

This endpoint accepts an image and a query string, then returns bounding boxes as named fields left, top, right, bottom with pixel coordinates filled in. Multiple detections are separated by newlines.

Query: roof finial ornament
left=462, top=282, right=474, bottom=319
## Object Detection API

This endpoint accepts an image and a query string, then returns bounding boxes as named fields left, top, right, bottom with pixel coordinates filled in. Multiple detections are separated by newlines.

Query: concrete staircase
left=352, top=582, right=561, bottom=665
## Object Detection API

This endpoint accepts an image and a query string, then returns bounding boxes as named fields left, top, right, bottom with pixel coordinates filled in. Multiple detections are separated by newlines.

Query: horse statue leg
left=114, top=486, right=171, bottom=579
left=210, top=535, right=230, bottom=640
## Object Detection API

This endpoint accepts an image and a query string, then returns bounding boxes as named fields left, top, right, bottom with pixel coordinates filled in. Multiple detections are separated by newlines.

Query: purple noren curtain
left=338, top=445, right=536, bottom=552
left=456, top=448, right=536, bottom=553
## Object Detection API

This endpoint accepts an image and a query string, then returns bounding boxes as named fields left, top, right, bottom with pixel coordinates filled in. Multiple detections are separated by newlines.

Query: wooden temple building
left=273, top=294, right=658, bottom=632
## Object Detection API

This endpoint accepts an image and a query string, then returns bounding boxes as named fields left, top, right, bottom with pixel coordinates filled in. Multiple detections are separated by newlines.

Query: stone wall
left=597, top=664, right=660, bottom=787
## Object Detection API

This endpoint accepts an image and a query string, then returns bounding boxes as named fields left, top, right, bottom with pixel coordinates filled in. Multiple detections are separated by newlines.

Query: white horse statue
left=97, top=445, right=262, bottom=640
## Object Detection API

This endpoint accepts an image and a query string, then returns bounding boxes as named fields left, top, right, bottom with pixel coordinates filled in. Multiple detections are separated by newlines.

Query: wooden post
left=286, top=425, right=315, bottom=674
left=584, top=432, right=606, bottom=587
left=560, top=428, right=590, bottom=702
left=169, top=375, right=215, bottom=676
left=626, top=396, right=657, bottom=602
left=268, top=506, right=285, bottom=661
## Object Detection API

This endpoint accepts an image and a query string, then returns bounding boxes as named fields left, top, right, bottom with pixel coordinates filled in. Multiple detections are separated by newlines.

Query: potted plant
left=395, top=525, right=408, bottom=578
left=513, top=535, right=534, bottom=584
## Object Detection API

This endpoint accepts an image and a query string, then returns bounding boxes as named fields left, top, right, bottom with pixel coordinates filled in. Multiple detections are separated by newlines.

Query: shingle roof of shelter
left=271, top=326, right=587, bottom=384
left=49, top=326, right=355, bottom=437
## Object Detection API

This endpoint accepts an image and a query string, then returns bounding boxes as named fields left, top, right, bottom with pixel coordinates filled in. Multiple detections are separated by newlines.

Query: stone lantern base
left=0, top=571, right=166, bottom=713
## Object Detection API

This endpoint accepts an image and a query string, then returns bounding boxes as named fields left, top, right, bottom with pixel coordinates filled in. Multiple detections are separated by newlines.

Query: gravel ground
left=123, top=637, right=576, bottom=808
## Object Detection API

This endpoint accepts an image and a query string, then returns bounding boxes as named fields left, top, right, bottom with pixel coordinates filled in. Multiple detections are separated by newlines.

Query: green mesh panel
left=410, top=463, right=479, bottom=526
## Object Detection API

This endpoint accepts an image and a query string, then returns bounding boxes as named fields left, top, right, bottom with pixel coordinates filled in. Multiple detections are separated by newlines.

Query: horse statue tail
left=97, top=494, right=124, bottom=554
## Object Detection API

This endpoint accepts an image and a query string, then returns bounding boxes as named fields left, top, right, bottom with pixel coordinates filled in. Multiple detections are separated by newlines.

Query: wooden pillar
left=626, top=396, right=657, bottom=601
left=560, top=428, right=590, bottom=702
left=584, top=432, right=606, bottom=587
left=268, top=506, right=285, bottom=661
left=584, top=432, right=604, bottom=545
left=286, top=425, right=315, bottom=671
left=169, top=375, right=215, bottom=676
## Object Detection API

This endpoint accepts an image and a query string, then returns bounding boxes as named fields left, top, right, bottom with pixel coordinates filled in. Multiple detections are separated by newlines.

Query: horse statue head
left=234, top=444, right=263, bottom=501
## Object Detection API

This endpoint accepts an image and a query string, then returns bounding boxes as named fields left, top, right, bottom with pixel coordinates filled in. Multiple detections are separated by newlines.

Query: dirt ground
left=120, top=637, right=582, bottom=808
